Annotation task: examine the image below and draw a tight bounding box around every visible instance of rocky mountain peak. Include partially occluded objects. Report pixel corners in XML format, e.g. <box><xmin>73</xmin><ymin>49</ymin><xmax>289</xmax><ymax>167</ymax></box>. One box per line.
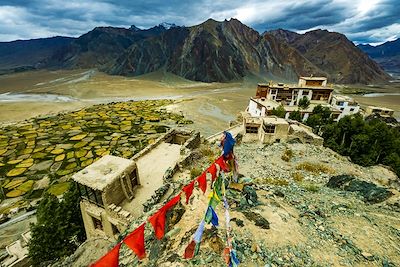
<box><xmin>129</xmin><ymin>25</ymin><xmax>141</xmax><ymax>32</ymax></box>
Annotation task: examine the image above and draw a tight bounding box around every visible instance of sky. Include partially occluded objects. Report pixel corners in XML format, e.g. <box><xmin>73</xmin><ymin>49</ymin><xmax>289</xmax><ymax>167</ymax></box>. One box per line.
<box><xmin>0</xmin><ymin>0</ymin><xmax>399</xmax><ymax>45</ymax></box>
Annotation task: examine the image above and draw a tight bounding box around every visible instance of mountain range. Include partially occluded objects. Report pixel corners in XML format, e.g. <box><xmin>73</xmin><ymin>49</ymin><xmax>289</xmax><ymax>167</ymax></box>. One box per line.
<box><xmin>358</xmin><ymin>38</ymin><xmax>400</xmax><ymax>76</ymax></box>
<box><xmin>0</xmin><ymin>18</ymin><xmax>393</xmax><ymax>84</ymax></box>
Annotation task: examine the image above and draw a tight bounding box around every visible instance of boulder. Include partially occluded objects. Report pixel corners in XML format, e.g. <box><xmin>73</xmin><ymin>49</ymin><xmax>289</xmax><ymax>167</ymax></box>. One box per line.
<box><xmin>327</xmin><ymin>175</ymin><xmax>393</xmax><ymax>203</ymax></box>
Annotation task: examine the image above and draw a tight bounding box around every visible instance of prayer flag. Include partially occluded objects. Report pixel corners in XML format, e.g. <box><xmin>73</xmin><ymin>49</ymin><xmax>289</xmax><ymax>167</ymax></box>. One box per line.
<box><xmin>91</xmin><ymin>243</ymin><xmax>121</xmax><ymax>267</ymax></box>
<box><xmin>223</xmin><ymin>247</ymin><xmax>231</xmax><ymax>265</ymax></box>
<box><xmin>164</xmin><ymin>194</ymin><xmax>181</xmax><ymax>210</ymax></box>
<box><xmin>215</xmin><ymin>156</ymin><xmax>229</xmax><ymax>172</ymax></box>
<box><xmin>205</xmin><ymin>206</ymin><xmax>218</xmax><ymax>226</ymax></box>
<box><xmin>193</xmin><ymin>219</ymin><xmax>205</xmax><ymax>243</ymax></box>
<box><xmin>148</xmin><ymin>194</ymin><xmax>181</xmax><ymax>239</ymax></box>
<box><xmin>182</xmin><ymin>180</ymin><xmax>195</xmax><ymax>204</ymax></box>
<box><xmin>207</xmin><ymin>164</ymin><xmax>218</xmax><ymax>182</ymax></box>
<box><xmin>123</xmin><ymin>223</ymin><xmax>146</xmax><ymax>259</ymax></box>
<box><xmin>197</xmin><ymin>172</ymin><xmax>207</xmax><ymax>194</ymax></box>
<box><xmin>148</xmin><ymin>209</ymin><xmax>166</xmax><ymax>240</ymax></box>
<box><xmin>184</xmin><ymin>240</ymin><xmax>196</xmax><ymax>259</ymax></box>
<box><xmin>230</xmin><ymin>250</ymin><xmax>240</xmax><ymax>267</ymax></box>
<box><xmin>208</xmin><ymin>193</ymin><xmax>220</xmax><ymax>209</ymax></box>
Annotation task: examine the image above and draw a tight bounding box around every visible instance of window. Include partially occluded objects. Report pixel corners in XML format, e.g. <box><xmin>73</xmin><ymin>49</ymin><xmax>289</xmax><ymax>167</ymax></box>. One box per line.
<box><xmin>337</xmin><ymin>101</ymin><xmax>344</xmax><ymax>106</ymax></box>
<box><xmin>340</xmin><ymin>108</ymin><xmax>344</xmax><ymax>111</ymax></box>
<box><xmin>246</xmin><ymin>126</ymin><xmax>259</xmax><ymax>134</ymax></box>
<box><xmin>78</xmin><ymin>183</ymin><xmax>104</xmax><ymax>207</ymax></box>
<box><xmin>271</xmin><ymin>89</ymin><xmax>277</xmax><ymax>94</ymax></box>
<box><xmin>92</xmin><ymin>217</ymin><xmax>103</xmax><ymax>231</ymax></box>
<box><xmin>131</xmin><ymin>170</ymin><xmax>138</xmax><ymax>187</ymax></box>
<box><xmin>112</xmin><ymin>224</ymin><xmax>120</xmax><ymax>235</ymax></box>
<box><xmin>263</xmin><ymin>124</ymin><xmax>276</xmax><ymax>134</ymax></box>
<box><xmin>302</xmin><ymin>90</ymin><xmax>309</xmax><ymax>95</ymax></box>
<box><xmin>350</xmin><ymin>108</ymin><xmax>355</xmax><ymax>112</ymax></box>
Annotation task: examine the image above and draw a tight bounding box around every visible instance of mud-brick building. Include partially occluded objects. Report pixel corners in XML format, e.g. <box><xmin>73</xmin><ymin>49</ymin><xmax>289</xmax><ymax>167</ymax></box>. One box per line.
<box><xmin>73</xmin><ymin>155</ymin><xmax>139</xmax><ymax>239</ymax></box>
<box><xmin>365</xmin><ymin>106</ymin><xmax>394</xmax><ymax>117</ymax></box>
<box><xmin>242</xmin><ymin>114</ymin><xmax>323</xmax><ymax>146</ymax></box>
<box><xmin>72</xmin><ymin>129</ymin><xmax>201</xmax><ymax>241</ymax></box>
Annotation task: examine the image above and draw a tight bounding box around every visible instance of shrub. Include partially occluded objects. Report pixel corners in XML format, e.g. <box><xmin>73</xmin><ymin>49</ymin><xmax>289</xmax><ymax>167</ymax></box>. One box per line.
<box><xmin>296</xmin><ymin>162</ymin><xmax>335</xmax><ymax>174</ymax></box>
<box><xmin>190</xmin><ymin>167</ymin><xmax>203</xmax><ymax>178</ymax></box>
<box><xmin>289</xmin><ymin>110</ymin><xmax>303</xmax><ymax>122</ymax></box>
<box><xmin>292</xmin><ymin>172</ymin><xmax>304</xmax><ymax>182</ymax></box>
<box><xmin>281</xmin><ymin>148</ymin><xmax>294</xmax><ymax>162</ymax></box>
<box><xmin>271</xmin><ymin>105</ymin><xmax>286</xmax><ymax>118</ymax></box>
<box><xmin>298</xmin><ymin>97</ymin><xmax>310</xmax><ymax>110</ymax></box>
<box><xmin>300</xmin><ymin>182</ymin><xmax>320</xmax><ymax>192</ymax></box>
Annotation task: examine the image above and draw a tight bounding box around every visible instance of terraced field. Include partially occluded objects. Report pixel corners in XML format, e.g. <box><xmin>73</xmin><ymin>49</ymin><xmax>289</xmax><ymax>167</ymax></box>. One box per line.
<box><xmin>0</xmin><ymin>100</ymin><xmax>190</xmax><ymax>214</ymax></box>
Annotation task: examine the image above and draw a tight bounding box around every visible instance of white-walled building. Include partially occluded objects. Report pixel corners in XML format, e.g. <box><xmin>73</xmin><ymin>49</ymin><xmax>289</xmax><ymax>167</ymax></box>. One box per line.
<box><xmin>330</xmin><ymin>95</ymin><xmax>360</xmax><ymax>120</ymax></box>
<box><xmin>247</xmin><ymin>77</ymin><xmax>346</xmax><ymax>122</ymax></box>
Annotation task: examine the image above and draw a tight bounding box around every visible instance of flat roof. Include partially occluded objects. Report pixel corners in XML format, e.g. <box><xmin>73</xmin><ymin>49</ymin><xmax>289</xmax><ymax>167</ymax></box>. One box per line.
<box><xmin>332</xmin><ymin>94</ymin><xmax>354</xmax><ymax>101</ymax></box>
<box><xmin>299</xmin><ymin>76</ymin><xmax>327</xmax><ymax>81</ymax></box>
<box><xmin>72</xmin><ymin>155</ymin><xmax>135</xmax><ymax>191</ymax></box>
<box><xmin>257</xmin><ymin>84</ymin><xmax>332</xmax><ymax>90</ymax></box>
<box><xmin>367</xmin><ymin>106</ymin><xmax>394</xmax><ymax>112</ymax></box>
<box><xmin>263</xmin><ymin>117</ymin><xmax>289</xmax><ymax>125</ymax></box>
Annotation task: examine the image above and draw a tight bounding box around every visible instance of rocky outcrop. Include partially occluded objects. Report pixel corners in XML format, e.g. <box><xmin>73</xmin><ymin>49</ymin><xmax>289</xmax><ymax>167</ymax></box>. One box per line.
<box><xmin>327</xmin><ymin>175</ymin><xmax>393</xmax><ymax>203</ymax></box>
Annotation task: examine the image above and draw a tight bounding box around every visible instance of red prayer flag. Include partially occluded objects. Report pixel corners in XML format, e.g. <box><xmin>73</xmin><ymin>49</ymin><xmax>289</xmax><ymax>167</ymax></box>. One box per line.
<box><xmin>123</xmin><ymin>223</ymin><xmax>146</xmax><ymax>259</ymax></box>
<box><xmin>223</xmin><ymin>247</ymin><xmax>231</xmax><ymax>265</ymax></box>
<box><xmin>182</xmin><ymin>180</ymin><xmax>195</xmax><ymax>204</ymax></box>
<box><xmin>215</xmin><ymin>156</ymin><xmax>229</xmax><ymax>172</ymax></box>
<box><xmin>184</xmin><ymin>240</ymin><xmax>196</xmax><ymax>259</ymax></box>
<box><xmin>207</xmin><ymin>164</ymin><xmax>218</xmax><ymax>182</ymax></box>
<box><xmin>148</xmin><ymin>194</ymin><xmax>181</xmax><ymax>240</ymax></box>
<box><xmin>163</xmin><ymin>194</ymin><xmax>181</xmax><ymax>210</ymax></box>
<box><xmin>148</xmin><ymin>209</ymin><xmax>166</xmax><ymax>240</ymax></box>
<box><xmin>91</xmin><ymin>243</ymin><xmax>121</xmax><ymax>267</ymax></box>
<box><xmin>196</xmin><ymin>172</ymin><xmax>207</xmax><ymax>193</ymax></box>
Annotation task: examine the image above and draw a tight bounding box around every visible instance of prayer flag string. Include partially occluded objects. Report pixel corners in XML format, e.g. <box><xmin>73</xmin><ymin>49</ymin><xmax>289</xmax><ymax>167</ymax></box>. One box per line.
<box><xmin>90</xmin><ymin>154</ymin><xmax>237</xmax><ymax>266</ymax></box>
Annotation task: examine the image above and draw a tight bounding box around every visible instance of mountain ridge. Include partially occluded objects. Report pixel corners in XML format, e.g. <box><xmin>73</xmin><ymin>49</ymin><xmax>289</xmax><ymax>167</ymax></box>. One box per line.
<box><xmin>0</xmin><ymin>18</ymin><xmax>391</xmax><ymax>84</ymax></box>
<box><xmin>358</xmin><ymin>38</ymin><xmax>400</xmax><ymax>76</ymax></box>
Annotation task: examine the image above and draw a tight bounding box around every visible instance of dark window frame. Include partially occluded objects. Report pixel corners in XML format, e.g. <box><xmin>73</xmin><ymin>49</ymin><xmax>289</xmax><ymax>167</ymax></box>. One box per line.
<box><xmin>92</xmin><ymin>216</ymin><xmax>103</xmax><ymax>231</ymax></box>
<box><xmin>263</xmin><ymin>124</ymin><xmax>276</xmax><ymax>134</ymax></box>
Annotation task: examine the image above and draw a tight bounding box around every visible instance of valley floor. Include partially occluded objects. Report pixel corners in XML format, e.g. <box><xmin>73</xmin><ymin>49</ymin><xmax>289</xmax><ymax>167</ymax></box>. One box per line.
<box><xmin>1</xmin><ymin>69</ymin><xmax>399</xmax><ymax>135</ymax></box>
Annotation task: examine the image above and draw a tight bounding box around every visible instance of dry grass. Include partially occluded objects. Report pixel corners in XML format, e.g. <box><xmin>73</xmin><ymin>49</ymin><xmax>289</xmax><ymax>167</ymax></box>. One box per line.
<box><xmin>292</xmin><ymin>172</ymin><xmax>304</xmax><ymax>182</ymax></box>
<box><xmin>281</xmin><ymin>148</ymin><xmax>294</xmax><ymax>162</ymax></box>
<box><xmin>296</xmin><ymin>162</ymin><xmax>335</xmax><ymax>174</ymax></box>
<box><xmin>300</xmin><ymin>181</ymin><xmax>321</xmax><ymax>192</ymax></box>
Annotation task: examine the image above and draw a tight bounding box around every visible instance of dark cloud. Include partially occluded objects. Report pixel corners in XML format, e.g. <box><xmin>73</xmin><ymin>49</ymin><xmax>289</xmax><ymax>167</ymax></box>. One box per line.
<box><xmin>0</xmin><ymin>0</ymin><xmax>399</xmax><ymax>44</ymax></box>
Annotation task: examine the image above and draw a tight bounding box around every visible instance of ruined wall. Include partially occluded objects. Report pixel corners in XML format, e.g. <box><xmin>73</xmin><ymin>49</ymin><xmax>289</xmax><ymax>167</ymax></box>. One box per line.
<box><xmin>259</xmin><ymin>124</ymin><xmax>289</xmax><ymax>144</ymax></box>
<box><xmin>288</xmin><ymin>123</ymin><xmax>323</xmax><ymax>146</ymax></box>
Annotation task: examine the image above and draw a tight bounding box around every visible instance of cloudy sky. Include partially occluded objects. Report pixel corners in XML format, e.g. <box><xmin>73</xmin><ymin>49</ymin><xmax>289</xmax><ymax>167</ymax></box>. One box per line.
<box><xmin>0</xmin><ymin>0</ymin><xmax>399</xmax><ymax>45</ymax></box>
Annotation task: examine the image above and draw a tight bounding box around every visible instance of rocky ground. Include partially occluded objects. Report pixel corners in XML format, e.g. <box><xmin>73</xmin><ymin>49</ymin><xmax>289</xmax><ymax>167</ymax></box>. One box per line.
<box><xmin>62</xmin><ymin>141</ymin><xmax>400</xmax><ymax>267</ymax></box>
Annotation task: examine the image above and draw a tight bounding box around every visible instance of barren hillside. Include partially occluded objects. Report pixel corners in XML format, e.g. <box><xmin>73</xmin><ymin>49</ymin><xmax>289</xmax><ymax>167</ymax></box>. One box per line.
<box><xmin>56</xmin><ymin>141</ymin><xmax>400</xmax><ymax>267</ymax></box>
